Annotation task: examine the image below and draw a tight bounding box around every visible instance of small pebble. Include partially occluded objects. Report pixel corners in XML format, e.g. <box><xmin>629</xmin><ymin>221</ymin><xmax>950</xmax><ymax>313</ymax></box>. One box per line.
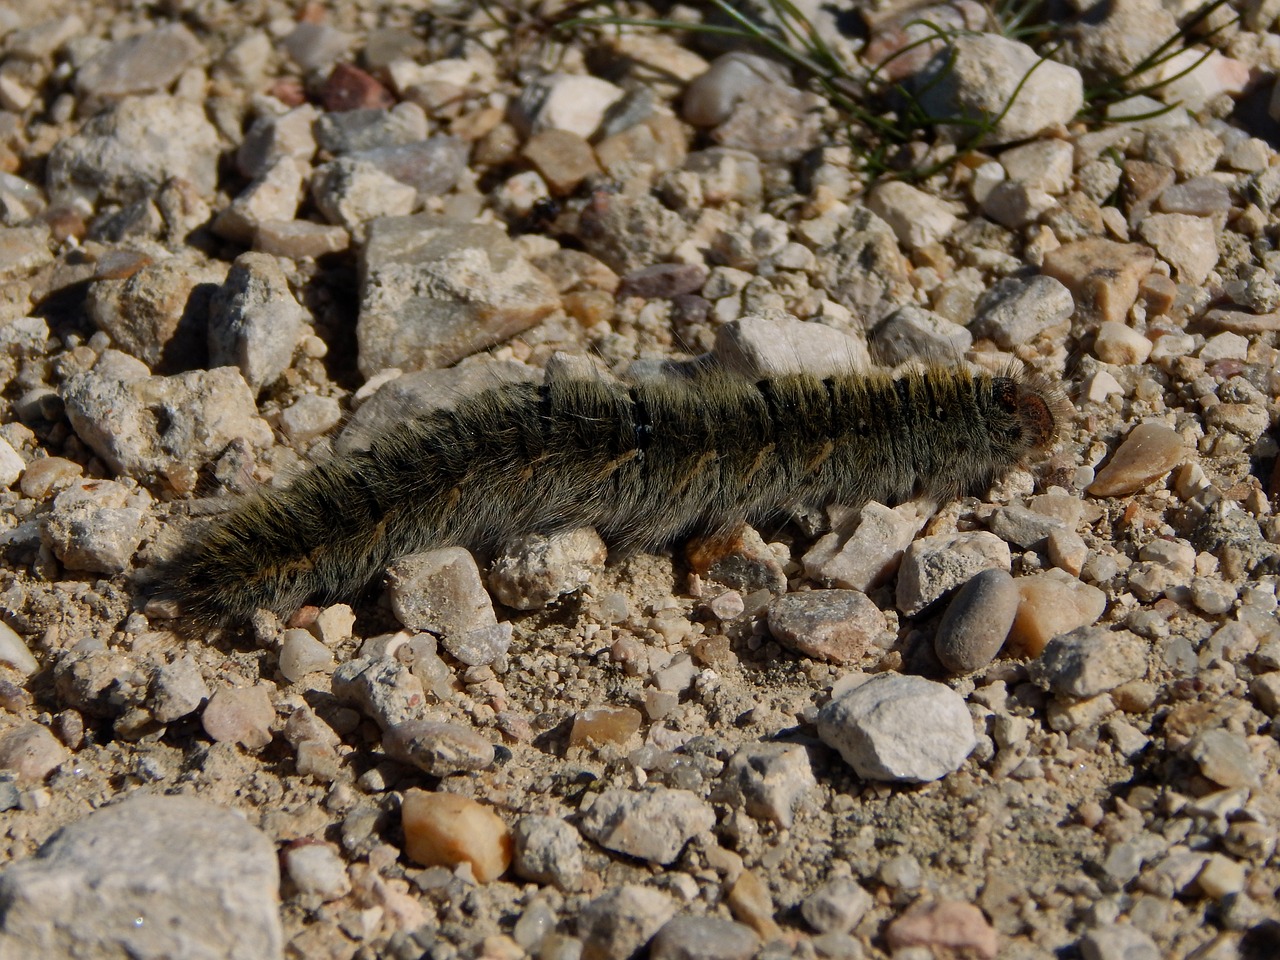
<box><xmin>513</xmin><ymin>815</ymin><xmax>585</xmax><ymax>890</ymax></box>
<box><xmin>766</xmin><ymin>590</ymin><xmax>885</xmax><ymax>665</ymax></box>
<box><xmin>801</xmin><ymin>876</ymin><xmax>873</xmax><ymax>935</ymax></box>
<box><xmin>0</xmin><ymin>723</ymin><xmax>69</xmax><ymax>783</ymax></box>
<box><xmin>284</xmin><ymin>842</ymin><xmax>351</xmax><ymax>902</ymax></box>
<box><xmin>382</xmin><ymin>719</ymin><xmax>495</xmax><ymax>776</ymax></box>
<box><xmin>570</xmin><ymin>706</ymin><xmax>642</xmax><ymax>747</ymax></box>
<box><xmin>1088</xmin><ymin>424</ymin><xmax>1187</xmax><ymax>498</ymax></box>
<box><xmin>0</xmin><ymin>620</ymin><xmax>39</xmax><ymax>675</ymax></box>
<box><xmin>400</xmin><ymin>789</ymin><xmax>512</xmax><ymax>882</ymax></box>
<box><xmin>649</xmin><ymin>916</ymin><xmax>759</xmax><ymax>960</ymax></box>
<box><xmin>717</xmin><ymin>742</ymin><xmax>816</xmax><ymax>828</ymax></box>
<box><xmin>1031</xmin><ymin>626</ymin><xmax>1146</xmax><ymax>698</ymax></box>
<box><xmin>896</xmin><ymin>531</ymin><xmax>1011</xmax><ymax>617</ymax></box>
<box><xmin>1008</xmin><ymin>572</ymin><xmax>1107</xmax><ymax>657</ymax></box>
<box><xmin>579</xmin><ymin>786</ymin><xmax>715</xmax><ymax>865</ymax></box>
<box><xmin>278</xmin><ymin>628</ymin><xmax>336</xmax><ymax>683</ymax></box>
<box><xmin>201</xmin><ymin>684</ymin><xmax>274</xmax><ymax>751</ymax></box>
<box><xmin>885</xmin><ymin>900</ymin><xmax>998</xmax><ymax>960</ymax></box>
<box><xmin>577</xmin><ymin>884</ymin><xmax>674</xmax><ymax>960</ymax></box>
<box><xmin>934</xmin><ymin>568</ymin><xmax>1019</xmax><ymax>673</ymax></box>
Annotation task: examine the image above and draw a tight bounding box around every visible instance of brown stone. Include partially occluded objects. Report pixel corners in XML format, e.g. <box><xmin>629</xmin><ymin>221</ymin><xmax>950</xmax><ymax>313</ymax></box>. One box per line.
<box><xmin>1041</xmin><ymin>238</ymin><xmax>1155</xmax><ymax>324</ymax></box>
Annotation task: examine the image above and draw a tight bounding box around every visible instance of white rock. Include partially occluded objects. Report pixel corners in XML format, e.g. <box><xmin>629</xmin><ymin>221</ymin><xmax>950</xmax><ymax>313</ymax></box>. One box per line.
<box><xmin>817</xmin><ymin>674</ymin><xmax>977</xmax><ymax>782</ymax></box>
<box><xmin>278</xmin><ymin>629</ymin><xmax>337</xmax><ymax>683</ymax></box>
<box><xmin>0</xmin><ymin>436</ymin><xmax>23</xmax><ymax>487</ymax></box>
<box><xmin>0</xmin><ymin>620</ymin><xmax>38</xmax><ymax>675</ymax></box>
<box><xmin>579</xmin><ymin>786</ymin><xmax>715</xmax><ymax>865</ymax></box>
<box><xmin>999</xmin><ymin>139</ymin><xmax>1075</xmax><ymax>195</ymax></box>
<box><xmin>714</xmin><ymin>315</ymin><xmax>870</xmax><ymax>377</ymax></box>
<box><xmin>0</xmin><ymin>795</ymin><xmax>282</xmax><ymax>959</ymax></box>
<box><xmin>513</xmin><ymin>73</ymin><xmax>625</xmax><ymax>138</ymax></box>
<box><xmin>916</xmin><ymin>34</ymin><xmax>1084</xmax><ymax>146</ymax></box>
<box><xmin>1093</xmin><ymin>322</ymin><xmax>1152</xmax><ymax>365</ymax></box>
<box><xmin>867</xmin><ymin>181</ymin><xmax>958</xmax><ymax>249</ymax></box>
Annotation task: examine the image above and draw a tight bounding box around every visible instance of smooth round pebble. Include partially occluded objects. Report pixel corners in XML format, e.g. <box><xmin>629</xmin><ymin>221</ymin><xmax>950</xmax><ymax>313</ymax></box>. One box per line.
<box><xmin>401</xmin><ymin>789</ymin><xmax>512</xmax><ymax>882</ymax></box>
<box><xmin>649</xmin><ymin>915</ymin><xmax>760</xmax><ymax>960</ymax></box>
<box><xmin>0</xmin><ymin>620</ymin><xmax>39</xmax><ymax>675</ymax></box>
<box><xmin>934</xmin><ymin>569</ymin><xmax>1019</xmax><ymax>673</ymax></box>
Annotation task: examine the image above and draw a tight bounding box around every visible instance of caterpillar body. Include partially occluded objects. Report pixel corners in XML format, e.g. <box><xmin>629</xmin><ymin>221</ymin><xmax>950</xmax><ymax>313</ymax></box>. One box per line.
<box><xmin>166</xmin><ymin>364</ymin><xmax>1068</xmax><ymax>623</ymax></box>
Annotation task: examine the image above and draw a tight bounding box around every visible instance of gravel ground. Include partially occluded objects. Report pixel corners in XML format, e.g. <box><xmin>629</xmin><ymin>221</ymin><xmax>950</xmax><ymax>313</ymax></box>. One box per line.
<box><xmin>2</xmin><ymin>1</ymin><xmax>1280</xmax><ymax>958</ymax></box>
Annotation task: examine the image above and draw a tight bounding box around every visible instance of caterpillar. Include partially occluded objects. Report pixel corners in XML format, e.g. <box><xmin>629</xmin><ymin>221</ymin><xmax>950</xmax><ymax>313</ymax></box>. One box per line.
<box><xmin>163</xmin><ymin>362</ymin><xmax>1069</xmax><ymax>623</ymax></box>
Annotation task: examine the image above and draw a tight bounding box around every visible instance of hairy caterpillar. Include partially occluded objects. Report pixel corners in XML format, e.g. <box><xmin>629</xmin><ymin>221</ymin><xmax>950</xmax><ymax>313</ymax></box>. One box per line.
<box><xmin>164</xmin><ymin>363</ymin><xmax>1069</xmax><ymax>623</ymax></box>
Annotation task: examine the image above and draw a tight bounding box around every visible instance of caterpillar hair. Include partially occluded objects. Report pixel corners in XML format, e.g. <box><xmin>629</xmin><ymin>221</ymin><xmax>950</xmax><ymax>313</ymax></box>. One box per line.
<box><xmin>161</xmin><ymin>362</ymin><xmax>1071</xmax><ymax>623</ymax></box>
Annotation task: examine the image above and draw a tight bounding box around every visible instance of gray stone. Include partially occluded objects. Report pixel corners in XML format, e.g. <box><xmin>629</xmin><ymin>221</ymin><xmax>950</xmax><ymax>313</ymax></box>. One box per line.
<box><xmin>489</xmin><ymin>528</ymin><xmax>607</xmax><ymax>610</ymax></box>
<box><xmin>817</xmin><ymin>674</ymin><xmax>977</xmax><ymax>782</ymax></box>
<box><xmin>512</xmin><ymin>815</ymin><xmax>586</xmax><ymax>890</ymax></box>
<box><xmin>711</xmin><ymin>81</ymin><xmax>823</xmax><ymax>163</ymax></box>
<box><xmin>989</xmin><ymin>503</ymin><xmax>1068</xmax><ymax>549</ymax></box>
<box><xmin>209</xmin><ymin>253</ymin><xmax>306</xmax><ymax>390</ymax></box>
<box><xmin>201</xmin><ymin>684</ymin><xmax>274</xmax><ymax>751</ymax></box>
<box><xmin>811</xmin><ymin>205</ymin><xmax>912</xmax><ymax>323</ymax></box>
<box><xmin>1187</xmin><ymin>728</ymin><xmax>1260</xmax><ymax>789</ymax></box>
<box><xmin>386</xmin><ymin>548</ymin><xmax>496</xmax><ymax>637</ymax></box>
<box><xmin>896</xmin><ymin>531</ymin><xmax>1012</xmax><ymax>617</ymax></box>
<box><xmin>579</xmin><ymin>786</ymin><xmax>715</xmax><ymax>865</ymax></box>
<box><xmin>683</xmin><ymin>52</ymin><xmax>790</xmax><ymax>127</ymax></box>
<box><xmin>649</xmin><ymin>916</ymin><xmax>759</xmax><ymax>960</ymax></box>
<box><xmin>46</xmin><ymin>95</ymin><xmax>220</xmax><ymax>205</ymax></box>
<box><xmin>915</xmin><ymin>34</ymin><xmax>1084</xmax><ymax>146</ymax></box>
<box><xmin>74</xmin><ymin>23</ymin><xmax>204</xmax><ymax>102</ymax></box>
<box><xmin>1031</xmin><ymin>627</ymin><xmax>1147</xmax><ymax>698</ymax></box>
<box><xmin>1137</xmin><ymin>213</ymin><xmax>1219</xmax><ymax>286</ymax></box>
<box><xmin>1079</xmin><ymin>923</ymin><xmax>1160</xmax><ymax>960</ymax></box>
<box><xmin>0</xmin><ymin>795</ymin><xmax>282</xmax><ymax>960</ymax></box>
<box><xmin>873</xmin><ymin>305</ymin><xmax>973</xmax><ymax>364</ymax></box>
<box><xmin>86</xmin><ymin>257</ymin><xmax>227</xmax><ymax>371</ymax></box>
<box><xmin>277</xmin><ymin>395</ymin><xmax>341</xmax><ymax>445</ymax></box>
<box><xmin>801</xmin><ymin>876</ymin><xmax>873</xmax><ymax>935</ymax></box>
<box><xmin>282</xmin><ymin>843</ymin><xmax>350</xmax><ymax>903</ymax></box>
<box><xmin>934</xmin><ymin>568</ymin><xmax>1020</xmax><ymax>673</ymax></box>
<box><xmin>343</xmin><ymin>137</ymin><xmax>468</xmax><ymax>197</ymax></box>
<box><xmin>578</xmin><ymin>885</ymin><xmax>674</xmax><ymax>960</ymax></box>
<box><xmin>41</xmin><ymin>479</ymin><xmax>150</xmax><ymax>574</ymax></box>
<box><xmin>576</xmin><ymin>193</ymin><xmax>689</xmax><ymax>276</ymax></box>
<box><xmin>442</xmin><ymin>622</ymin><xmax>512</xmax><ymax>668</ymax></box>
<box><xmin>62</xmin><ymin>362</ymin><xmax>273</xmax><ymax>480</ymax></box>
<box><xmin>714</xmin><ymin>315</ymin><xmax>870</xmax><ymax>378</ymax></box>
<box><xmin>337</xmin><ymin>361</ymin><xmax>539</xmax><ymax>455</ymax></box>
<box><xmin>148</xmin><ymin>655</ymin><xmax>210</xmax><ymax>723</ymax></box>
<box><xmin>312</xmin><ymin>158</ymin><xmax>416</xmax><ymax>234</ymax></box>
<box><xmin>766</xmin><ymin>590</ymin><xmax>886</xmax><ymax>665</ymax></box>
<box><xmin>331</xmin><ymin>656</ymin><xmax>426</xmax><ymax>730</ymax></box>
<box><xmin>716</xmin><ymin>741</ymin><xmax>816</xmax><ymax>828</ymax></box>
<box><xmin>213</xmin><ymin>158</ymin><xmax>306</xmax><ymax>245</ymax></box>
<box><xmin>357</xmin><ymin>215</ymin><xmax>560</xmax><ymax>376</ymax></box>
<box><xmin>383</xmin><ymin>719</ymin><xmax>494</xmax><ymax>776</ymax></box>
<box><xmin>971</xmin><ymin>275</ymin><xmax>1074</xmax><ymax>350</ymax></box>
<box><xmin>314</xmin><ymin>105</ymin><xmax>428</xmax><ymax>154</ymax></box>
<box><xmin>236</xmin><ymin>105</ymin><xmax>319</xmax><ymax>179</ymax></box>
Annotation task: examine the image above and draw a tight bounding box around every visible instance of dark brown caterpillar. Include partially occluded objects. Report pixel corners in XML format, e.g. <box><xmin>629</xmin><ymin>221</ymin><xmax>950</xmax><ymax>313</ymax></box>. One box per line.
<box><xmin>165</xmin><ymin>364</ymin><xmax>1069</xmax><ymax>622</ymax></box>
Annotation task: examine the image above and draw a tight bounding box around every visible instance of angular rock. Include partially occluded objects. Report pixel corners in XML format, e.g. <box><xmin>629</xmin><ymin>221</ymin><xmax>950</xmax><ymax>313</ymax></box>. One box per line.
<box><xmin>1032</xmin><ymin>627</ymin><xmax>1147</xmax><ymax>698</ymax></box>
<box><xmin>801</xmin><ymin>876</ymin><xmax>873</xmax><ymax>935</ymax></box>
<box><xmin>46</xmin><ymin>95</ymin><xmax>220</xmax><ymax>205</ymax></box>
<box><xmin>512</xmin><ymin>815</ymin><xmax>586</xmax><ymax>890</ymax></box>
<box><xmin>579</xmin><ymin>885</ymin><xmax>675</xmax><ymax>960</ymax></box>
<box><xmin>649</xmin><ymin>916</ymin><xmax>759</xmax><ymax>960</ymax></box>
<box><xmin>1009</xmin><ymin>571</ymin><xmax>1107</xmax><ymax>657</ymax></box>
<box><xmin>489</xmin><ymin>528</ymin><xmax>606</xmax><ymax>610</ymax></box>
<box><xmin>714</xmin><ymin>315</ymin><xmax>870</xmax><ymax>378</ymax></box>
<box><xmin>0</xmin><ymin>795</ymin><xmax>282</xmax><ymax>959</ymax></box>
<box><xmin>0</xmin><ymin>723</ymin><xmax>69</xmax><ymax>783</ymax></box>
<box><xmin>62</xmin><ymin>363</ymin><xmax>272</xmax><ymax>480</ymax></box>
<box><xmin>579</xmin><ymin>786</ymin><xmax>714</xmax><ymax>865</ymax></box>
<box><xmin>208</xmin><ymin>253</ymin><xmax>306</xmax><ymax>390</ymax></box>
<box><xmin>386</xmin><ymin>547</ymin><xmax>497</xmax><ymax>637</ymax></box>
<box><xmin>868</xmin><ymin>181</ymin><xmax>959</xmax><ymax>249</ymax></box>
<box><xmin>896</xmin><ymin>531</ymin><xmax>1012</xmax><ymax>617</ymax></box>
<box><xmin>716</xmin><ymin>741</ymin><xmax>816</xmax><ymax>828</ymax></box>
<box><xmin>331</xmin><ymin>656</ymin><xmax>426</xmax><ymax>730</ymax></box>
<box><xmin>817</xmin><ymin>674</ymin><xmax>976</xmax><ymax>782</ymax></box>
<box><xmin>86</xmin><ymin>257</ymin><xmax>227</xmax><ymax>371</ymax></box>
<box><xmin>357</xmin><ymin>215</ymin><xmax>559</xmax><ymax>376</ymax></box>
<box><xmin>885</xmin><ymin>899</ymin><xmax>998</xmax><ymax>960</ymax></box>
<box><xmin>971</xmin><ymin>275</ymin><xmax>1074</xmax><ymax>350</ymax></box>
<box><xmin>1041</xmin><ymin>239</ymin><xmax>1156</xmax><ymax>325</ymax></box>
<box><xmin>766</xmin><ymin>590</ymin><xmax>886</xmax><ymax>665</ymax></box>
<box><xmin>41</xmin><ymin>479</ymin><xmax>150</xmax><ymax>574</ymax></box>
<box><xmin>400</xmin><ymin>789</ymin><xmax>512</xmax><ymax>882</ymax></box>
